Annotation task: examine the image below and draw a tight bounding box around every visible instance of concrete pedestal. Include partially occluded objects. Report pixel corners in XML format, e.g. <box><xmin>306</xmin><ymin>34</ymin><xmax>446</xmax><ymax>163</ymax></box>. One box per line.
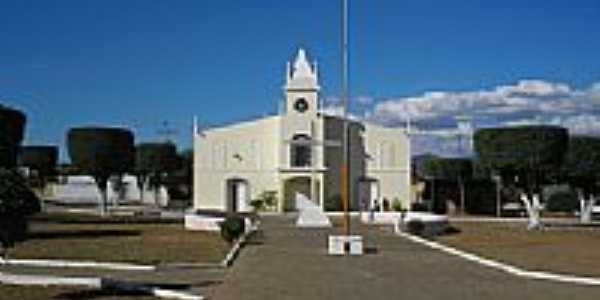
<box><xmin>328</xmin><ymin>235</ymin><xmax>363</xmax><ymax>256</ymax></box>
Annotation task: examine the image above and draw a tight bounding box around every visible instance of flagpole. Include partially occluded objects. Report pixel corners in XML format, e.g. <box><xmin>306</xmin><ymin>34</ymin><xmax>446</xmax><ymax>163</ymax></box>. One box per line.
<box><xmin>341</xmin><ymin>0</ymin><xmax>350</xmax><ymax>239</ymax></box>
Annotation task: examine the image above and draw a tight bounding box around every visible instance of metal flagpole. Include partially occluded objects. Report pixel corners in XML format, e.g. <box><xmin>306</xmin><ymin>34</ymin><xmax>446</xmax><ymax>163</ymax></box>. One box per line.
<box><xmin>341</xmin><ymin>0</ymin><xmax>350</xmax><ymax>238</ymax></box>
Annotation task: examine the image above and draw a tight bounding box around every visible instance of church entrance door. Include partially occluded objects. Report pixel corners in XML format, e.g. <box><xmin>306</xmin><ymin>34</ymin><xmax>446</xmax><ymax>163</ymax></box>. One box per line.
<box><xmin>283</xmin><ymin>177</ymin><xmax>319</xmax><ymax>211</ymax></box>
<box><xmin>226</xmin><ymin>179</ymin><xmax>249</xmax><ymax>213</ymax></box>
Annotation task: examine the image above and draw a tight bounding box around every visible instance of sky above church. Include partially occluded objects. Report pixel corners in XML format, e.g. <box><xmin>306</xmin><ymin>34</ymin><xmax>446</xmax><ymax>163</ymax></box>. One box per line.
<box><xmin>1</xmin><ymin>0</ymin><xmax>600</xmax><ymax>160</ymax></box>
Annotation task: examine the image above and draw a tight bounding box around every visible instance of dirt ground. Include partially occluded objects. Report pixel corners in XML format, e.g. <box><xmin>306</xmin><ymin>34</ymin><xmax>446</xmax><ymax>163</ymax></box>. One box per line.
<box><xmin>438</xmin><ymin>221</ymin><xmax>600</xmax><ymax>277</ymax></box>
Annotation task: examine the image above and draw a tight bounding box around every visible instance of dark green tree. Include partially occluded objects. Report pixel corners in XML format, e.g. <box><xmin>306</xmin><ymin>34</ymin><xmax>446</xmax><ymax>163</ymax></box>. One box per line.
<box><xmin>18</xmin><ymin>145</ymin><xmax>59</xmax><ymax>194</ymax></box>
<box><xmin>0</xmin><ymin>106</ymin><xmax>40</xmax><ymax>251</ymax></box>
<box><xmin>0</xmin><ymin>169</ymin><xmax>41</xmax><ymax>251</ymax></box>
<box><xmin>135</xmin><ymin>142</ymin><xmax>179</xmax><ymax>206</ymax></box>
<box><xmin>0</xmin><ymin>105</ymin><xmax>26</xmax><ymax>168</ymax></box>
<box><xmin>474</xmin><ymin>125</ymin><xmax>569</xmax><ymax>198</ymax></box>
<box><xmin>67</xmin><ymin>127</ymin><xmax>135</xmax><ymax>215</ymax></box>
<box><xmin>562</xmin><ymin>136</ymin><xmax>600</xmax><ymax>198</ymax></box>
<box><xmin>422</xmin><ymin>157</ymin><xmax>473</xmax><ymax>214</ymax></box>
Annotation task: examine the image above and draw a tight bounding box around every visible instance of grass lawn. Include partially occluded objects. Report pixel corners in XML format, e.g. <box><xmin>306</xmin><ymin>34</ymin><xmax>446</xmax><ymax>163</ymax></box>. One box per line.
<box><xmin>437</xmin><ymin>221</ymin><xmax>600</xmax><ymax>277</ymax></box>
<box><xmin>7</xmin><ymin>213</ymin><xmax>229</xmax><ymax>265</ymax></box>
<box><xmin>0</xmin><ymin>285</ymin><xmax>161</xmax><ymax>300</ymax></box>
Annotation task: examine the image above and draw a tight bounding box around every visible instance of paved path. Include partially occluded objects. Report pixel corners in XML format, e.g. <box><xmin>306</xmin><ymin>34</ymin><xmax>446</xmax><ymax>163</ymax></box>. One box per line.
<box><xmin>212</xmin><ymin>215</ymin><xmax>600</xmax><ymax>300</ymax></box>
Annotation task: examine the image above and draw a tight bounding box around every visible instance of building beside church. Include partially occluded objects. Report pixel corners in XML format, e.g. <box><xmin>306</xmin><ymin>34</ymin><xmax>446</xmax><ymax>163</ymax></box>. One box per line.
<box><xmin>193</xmin><ymin>48</ymin><xmax>411</xmax><ymax>212</ymax></box>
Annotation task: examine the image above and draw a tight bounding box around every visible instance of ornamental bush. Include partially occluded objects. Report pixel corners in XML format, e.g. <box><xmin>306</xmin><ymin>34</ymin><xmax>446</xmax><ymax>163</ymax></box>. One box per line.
<box><xmin>220</xmin><ymin>215</ymin><xmax>246</xmax><ymax>243</ymax></box>
<box><xmin>0</xmin><ymin>105</ymin><xmax>26</xmax><ymax>168</ymax></box>
<box><xmin>0</xmin><ymin>169</ymin><xmax>40</xmax><ymax>247</ymax></box>
<box><xmin>406</xmin><ymin>219</ymin><xmax>425</xmax><ymax>236</ymax></box>
<box><xmin>546</xmin><ymin>190</ymin><xmax>579</xmax><ymax>213</ymax></box>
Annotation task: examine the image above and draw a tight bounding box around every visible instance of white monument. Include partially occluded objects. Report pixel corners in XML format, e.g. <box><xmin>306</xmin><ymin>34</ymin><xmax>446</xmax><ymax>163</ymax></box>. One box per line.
<box><xmin>295</xmin><ymin>193</ymin><xmax>332</xmax><ymax>228</ymax></box>
<box><xmin>520</xmin><ymin>193</ymin><xmax>543</xmax><ymax>230</ymax></box>
<box><xmin>579</xmin><ymin>191</ymin><xmax>596</xmax><ymax>224</ymax></box>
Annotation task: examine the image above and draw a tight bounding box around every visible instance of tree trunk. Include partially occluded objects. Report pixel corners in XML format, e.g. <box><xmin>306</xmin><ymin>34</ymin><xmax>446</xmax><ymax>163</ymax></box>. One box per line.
<box><xmin>458</xmin><ymin>176</ymin><xmax>465</xmax><ymax>215</ymax></box>
<box><xmin>96</xmin><ymin>177</ymin><xmax>108</xmax><ymax>216</ymax></box>
<box><xmin>137</xmin><ymin>174</ymin><xmax>146</xmax><ymax>204</ymax></box>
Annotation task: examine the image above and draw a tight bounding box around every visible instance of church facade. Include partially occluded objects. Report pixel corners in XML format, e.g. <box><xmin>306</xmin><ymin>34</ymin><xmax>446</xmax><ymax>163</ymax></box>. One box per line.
<box><xmin>193</xmin><ymin>49</ymin><xmax>411</xmax><ymax>212</ymax></box>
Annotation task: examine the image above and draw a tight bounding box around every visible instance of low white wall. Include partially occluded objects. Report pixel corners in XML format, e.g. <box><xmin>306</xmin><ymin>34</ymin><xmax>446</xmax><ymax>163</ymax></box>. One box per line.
<box><xmin>360</xmin><ymin>211</ymin><xmax>449</xmax><ymax>225</ymax></box>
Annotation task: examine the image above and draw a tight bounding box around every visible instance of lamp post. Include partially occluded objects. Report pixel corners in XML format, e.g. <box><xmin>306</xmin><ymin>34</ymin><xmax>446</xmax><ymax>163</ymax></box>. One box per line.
<box><xmin>492</xmin><ymin>174</ymin><xmax>502</xmax><ymax>218</ymax></box>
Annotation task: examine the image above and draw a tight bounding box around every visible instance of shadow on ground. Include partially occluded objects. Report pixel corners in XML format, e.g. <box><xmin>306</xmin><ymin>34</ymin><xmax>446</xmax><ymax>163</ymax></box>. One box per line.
<box><xmin>28</xmin><ymin>229</ymin><xmax>141</xmax><ymax>240</ymax></box>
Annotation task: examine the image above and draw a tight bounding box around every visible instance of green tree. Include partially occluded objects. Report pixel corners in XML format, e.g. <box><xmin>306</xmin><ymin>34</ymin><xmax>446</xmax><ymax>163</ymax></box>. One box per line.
<box><xmin>0</xmin><ymin>169</ymin><xmax>41</xmax><ymax>251</ymax></box>
<box><xmin>0</xmin><ymin>105</ymin><xmax>26</xmax><ymax>168</ymax></box>
<box><xmin>18</xmin><ymin>145</ymin><xmax>58</xmax><ymax>195</ymax></box>
<box><xmin>422</xmin><ymin>157</ymin><xmax>473</xmax><ymax>214</ymax></box>
<box><xmin>67</xmin><ymin>127</ymin><xmax>135</xmax><ymax>215</ymax></box>
<box><xmin>135</xmin><ymin>142</ymin><xmax>179</xmax><ymax>206</ymax></box>
<box><xmin>562</xmin><ymin>136</ymin><xmax>600</xmax><ymax>197</ymax></box>
<box><xmin>474</xmin><ymin>125</ymin><xmax>569</xmax><ymax>198</ymax></box>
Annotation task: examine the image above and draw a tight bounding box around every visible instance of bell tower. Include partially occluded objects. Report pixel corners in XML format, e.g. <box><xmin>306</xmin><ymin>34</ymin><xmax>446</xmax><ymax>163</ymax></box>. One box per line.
<box><xmin>284</xmin><ymin>48</ymin><xmax>320</xmax><ymax>116</ymax></box>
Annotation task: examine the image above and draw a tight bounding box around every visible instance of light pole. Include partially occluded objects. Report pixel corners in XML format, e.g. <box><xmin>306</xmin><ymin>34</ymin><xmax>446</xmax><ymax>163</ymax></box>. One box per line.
<box><xmin>493</xmin><ymin>174</ymin><xmax>502</xmax><ymax>218</ymax></box>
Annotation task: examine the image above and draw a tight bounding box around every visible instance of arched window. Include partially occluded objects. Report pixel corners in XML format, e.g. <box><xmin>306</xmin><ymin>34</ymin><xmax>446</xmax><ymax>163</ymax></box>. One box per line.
<box><xmin>291</xmin><ymin>134</ymin><xmax>312</xmax><ymax>167</ymax></box>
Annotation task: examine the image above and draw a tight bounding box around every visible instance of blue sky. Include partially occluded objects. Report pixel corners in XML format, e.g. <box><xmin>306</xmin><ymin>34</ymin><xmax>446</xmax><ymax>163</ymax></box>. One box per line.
<box><xmin>1</xmin><ymin>0</ymin><xmax>600</xmax><ymax>160</ymax></box>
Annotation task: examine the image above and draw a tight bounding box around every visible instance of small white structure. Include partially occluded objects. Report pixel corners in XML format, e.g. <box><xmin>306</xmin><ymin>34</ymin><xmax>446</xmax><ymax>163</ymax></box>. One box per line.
<box><xmin>295</xmin><ymin>193</ymin><xmax>332</xmax><ymax>228</ymax></box>
<box><xmin>579</xmin><ymin>192</ymin><xmax>597</xmax><ymax>224</ymax></box>
<box><xmin>328</xmin><ymin>235</ymin><xmax>363</xmax><ymax>256</ymax></box>
<box><xmin>50</xmin><ymin>175</ymin><xmax>170</xmax><ymax>207</ymax></box>
<box><xmin>520</xmin><ymin>194</ymin><xmax>543</xmax><ymax>230</ymax></box>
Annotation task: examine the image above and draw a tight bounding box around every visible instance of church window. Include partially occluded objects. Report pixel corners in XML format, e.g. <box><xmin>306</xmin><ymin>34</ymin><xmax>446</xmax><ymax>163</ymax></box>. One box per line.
<box><xmin>291</xmin><ymin>134</ymin><xmax>312</xmax><ymax>167</ymax></box>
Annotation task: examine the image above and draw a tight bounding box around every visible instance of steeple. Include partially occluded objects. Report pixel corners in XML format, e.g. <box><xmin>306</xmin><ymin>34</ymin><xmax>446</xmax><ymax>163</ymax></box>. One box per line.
<box><xmin>286</xmin><ymin>48</ymin><xmax>320</xmax><ymax>91</ymax></box>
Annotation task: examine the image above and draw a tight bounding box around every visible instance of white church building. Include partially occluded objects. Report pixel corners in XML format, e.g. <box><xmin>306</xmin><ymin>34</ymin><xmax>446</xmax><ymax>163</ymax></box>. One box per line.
<box><xmin>193</xmin><ymin>49</ymin><xmax>411</xmax><ymax>213</ymax></box>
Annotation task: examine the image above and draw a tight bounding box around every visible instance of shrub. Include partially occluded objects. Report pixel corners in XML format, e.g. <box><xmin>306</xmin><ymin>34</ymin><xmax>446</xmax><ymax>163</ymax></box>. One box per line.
<box><xmin>546</xmin><ymin>190</ymin><xmax>579</xmax><ymax>213</ymax></box>
<box><xmin>0</xmin><ymin>169</ymin><xmax>40</xmax><ymax>247</ymax></box>
<box><xmin>406</xmin><ymin>219</ymin><xmax>425</xmax><ymax>236</ymax></box>
<box><xmin>249</xmin><ymin>199</ymin><xmax>265</xmax><ymax>212</ymax></box>
<box><xmin>392</xmin><ymin>198</ymin><xmax>405</xmax><ymax>212</ymax></box>
<box><xmin>251</xmin><ymin>191</ymin><xmax>278</xmax><ymax>212</ymax></box>
<box><xmin>220</xmin><ymin>215</ymin><xmax>246</xmax><ymax>243</ymax></box>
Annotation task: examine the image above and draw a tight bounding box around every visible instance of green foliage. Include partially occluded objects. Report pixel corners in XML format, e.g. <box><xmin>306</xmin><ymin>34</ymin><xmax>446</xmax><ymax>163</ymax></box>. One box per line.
<box><xmin>67</xmin><ymin>127</ymin><xmax>135</xmax><ymax>186</ymax></box>
<box><xmin>19</xmin><ymin>145</ymin><xmax>58</xmax><ymax>189</ymax></box>
<box><xmin>219</xmin><ymin>215</ymin><xmax>246</xmax><ymax>243</ymax></box>
<box><xmin>0</xmin><ymin>169</ymin><xmax>40</xmax><ymax>216</ymax></box>
<box><xmin>135</xmin><ymin>143</ymin><xmax>179</xmax><ymax>192</ymax></box>
<box><xmin>562</xmin><ymin>136</ymin><xmax>600</xmax><ymax>194</ymax></box>
<box><xmin>421</xmin><ymin>157</ymin><xmax>473</xmax><ymax>181</ymax></box>
<box><xmin>135</xmin><ymin>143</ymin><xmax>179</xmax><ymax>175</ymax></box>
<box><xmin>406</xmin><ymin>219</ymin><xmax>425</xmax><ymax>236</ymax></box>
<box><xmin>0</xmin><ymin>105</ymin><xmax>26</xmax><ymax>168</ymax></box>
<box><xmin>464</xmin><ymin>179</ymin><xmax>497</xmax><ymax>215</ymax></box>
<box><xmin>250</xmin><ymin>190</ymin><xmax>278</xmax><ymax>212</ymax></box>
<box><xmin>392</xmin><ymin>198</ymin><xmax>405</xmax><ymax>212</ymax></box>
<box><xmin>546</xmin><ymin>190</ymin><xmax>579</xmax><ymax>213</ymax></box>
<box><xmin>474</xmin><ymin>125</ymin><xmax>568</xmax><ymax>190</ymax></box>
<box><xmin>0</xmin><ymin>169</ymin><xmax>40</xmax><ymax>247</ymax></box>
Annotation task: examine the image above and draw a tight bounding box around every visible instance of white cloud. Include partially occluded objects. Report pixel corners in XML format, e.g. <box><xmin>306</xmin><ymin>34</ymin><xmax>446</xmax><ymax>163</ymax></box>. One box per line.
<box><xmin>359</xmin><ymin>79</ymin><xmax>600</xmax><ymax>156</ymax></box>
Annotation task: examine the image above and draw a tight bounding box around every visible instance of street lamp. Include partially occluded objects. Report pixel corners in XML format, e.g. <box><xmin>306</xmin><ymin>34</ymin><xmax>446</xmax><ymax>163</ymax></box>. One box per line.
<box><xmin>492</xmin><ymin>173</ymin><xmax>502</xmax><ymax>218</ymax></box>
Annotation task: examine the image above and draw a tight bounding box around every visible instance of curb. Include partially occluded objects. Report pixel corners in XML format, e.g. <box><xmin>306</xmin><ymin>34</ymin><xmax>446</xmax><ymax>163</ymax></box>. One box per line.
<box><xmin>396</xmin><ymin>230</ymin><xmax>600</xmax><ymax>286</ymax></box>
<box><xmin>0</xmin><ymin>257</ymin><xmax>155</xmax><ymax>271</ymax></box>
<box><xmin>0</xmin><ymin>271</ymin><xmax>204</xmax><ymax>300</ymax></box>
<box><xmin>220</xmin><ymin>229</ymin><xmax>254</xmax><ymax>268</ymax></box>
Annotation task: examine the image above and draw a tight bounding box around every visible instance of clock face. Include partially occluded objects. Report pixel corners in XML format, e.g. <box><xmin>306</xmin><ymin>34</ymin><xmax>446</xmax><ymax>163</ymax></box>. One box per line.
<box><xmin>294</xmin><ymin>98</ymin><xmax>309</xmax><ymax>113</ymax></box>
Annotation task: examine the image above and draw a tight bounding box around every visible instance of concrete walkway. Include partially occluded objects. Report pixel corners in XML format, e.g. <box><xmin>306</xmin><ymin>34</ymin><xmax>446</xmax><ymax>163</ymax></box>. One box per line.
<box><xmin>212</xmin><ymin>215</ymin><xmax>600</xmax><ymax>300</ymax></box>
